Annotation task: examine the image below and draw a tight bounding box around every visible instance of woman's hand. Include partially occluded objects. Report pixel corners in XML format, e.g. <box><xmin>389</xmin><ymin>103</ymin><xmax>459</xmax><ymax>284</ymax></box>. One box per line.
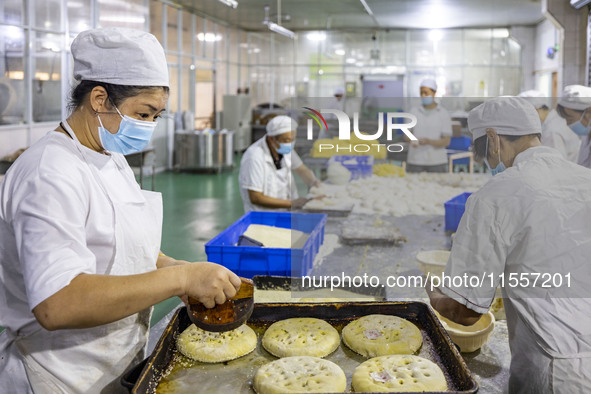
<box><xmin>291</xmin><ymin>197</ymin><xmax>310</xmax><ymax>209</ymax></box>
<box><xmin>181</xmin><ymin>262</ymin><xmax>241</xmax><ymax>308</ymax></box>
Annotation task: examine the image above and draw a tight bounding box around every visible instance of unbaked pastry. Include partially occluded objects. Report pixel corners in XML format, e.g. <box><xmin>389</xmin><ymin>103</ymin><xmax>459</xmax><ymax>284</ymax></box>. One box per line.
<box><xmin>352</xmin><ymin>355</ymin><xmax>447</xmax><ymax>392</ymax></box>
<box><xmin>176</xmin><ymin>323</ymin><xmax>257</xmax><ymax>363</ymax></box>
<box><xmin>243</xmin><ymin>224</ymin><xmax>309</xmax><ymax>249</ymax></box>
<box><xmin>253</xmin><ymin>356</ymin><xmax>346</xmax><ymax>394</ymax></box>
<box><xmin>342</xmin><ymin>314</ymin><xmax>422</xmax><ymax>357</ymax></box>
<box><xmin>262</xmin><ymin>317</ymin><xmax>340</xmax><ymax>358</ymax></box>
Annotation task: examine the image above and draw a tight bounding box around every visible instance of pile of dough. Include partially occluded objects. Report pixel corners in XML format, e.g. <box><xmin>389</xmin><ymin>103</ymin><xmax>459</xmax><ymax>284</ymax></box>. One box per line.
<box><xmin>176</xmin><ymin>323</ymin><xmax>257</xmax><ymax>363</ymax></box>
<box><xmin>326</xmin><ymin>161</ymin><xmax>351</xmax><ymax>185</ymax></box>
<box><xmin>352</xmin><ymin>355</ymin><xmax>447</xmax><ymax>392</ymax></box>
<box><xmin>262</xmin><ymin>318</ymin><xmax>340</xmax><ymax>358</ymax></box>
<box><xmin>342</xmin><ymin>314</ymin><xmax>422</xmax><ymax>357</ymax></box>
<box><xmin>243</xmin><ymin>224</ymin><xmax>309</xmax><ymax>249</ymax></box>
<box><xmin>253</xmin><ymin>356</ymin><xmax>346</xmax><ymax>394</ymax></box>
<box><xmin>373</xmin><ymin>163</ymin><xmax>406</xmax><ymax>178</ymax></box>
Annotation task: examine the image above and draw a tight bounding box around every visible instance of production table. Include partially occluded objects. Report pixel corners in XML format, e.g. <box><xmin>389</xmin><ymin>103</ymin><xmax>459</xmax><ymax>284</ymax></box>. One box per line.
<box><xmin>148</xmin><ymin>214</ymin><xmax>511</xmax><ymax>393</ymax></box>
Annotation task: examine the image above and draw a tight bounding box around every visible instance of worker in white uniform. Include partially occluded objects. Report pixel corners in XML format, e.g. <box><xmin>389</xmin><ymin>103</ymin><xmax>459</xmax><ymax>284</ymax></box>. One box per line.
<box><xmin>428</xmin><ymin>97</ymin><xmax>591</xmax><ymax>393</ymax></box>
<box><xmin>406</xmin><ymin>79</ymin><xmax>452</xmax><ymax>172</ymax></box>
<box><xmin>555</xmin><ymin>84</ymin><xmax>591</xmax><ymax>168</ymax></box>
<box><xmin>517</xmin><ymin>90</ymin><xmax>580</xmax><ymax>162</ymax></box>
<box><xmin>239</xmin><ymin>116</ymin><xmax>321</xmax><ymax>212</ymax></box>
<box><xmin>319</xmin><ymin>87</ymin><xmax>347</xmax><ymax>139</ymax></box>
<box><xmin>0</xmin><ymin>28</ymin><xmax>241</xmax><ymax>393</ymax></box>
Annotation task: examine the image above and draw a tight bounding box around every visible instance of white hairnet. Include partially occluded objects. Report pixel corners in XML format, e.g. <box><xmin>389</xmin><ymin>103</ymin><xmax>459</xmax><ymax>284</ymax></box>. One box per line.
<box><xmin>420</xmin><ymin>79</ymin><xmax>437</xmax><ymax>91</ymax></box>
<box><xmin>468</xmin><ymin>97</ymin><xmax>542</xmax><ymax>140</ymax></box>
<box><xmin>517</xmin><ymin>90</ymin><xmax>549</xmax><ymax>109</ymax></box>
<box><xmin>266</xmin><ymin>116</ymin><xmax>298</xmax><ymax>137</ymax></box>
<box><xmin>333</xmin><ymin>87</ymin><xmax>345</xmax><ymax>96</ymax></box>
<box><xmin>72</xmin><ymin>27</ymin><xmax>169</xmax><ymax>87</ymax></box>
<box><xmin>558</xmin><ymin>85</ymin><xmax>591</xmax><ymax>111</ymax></box>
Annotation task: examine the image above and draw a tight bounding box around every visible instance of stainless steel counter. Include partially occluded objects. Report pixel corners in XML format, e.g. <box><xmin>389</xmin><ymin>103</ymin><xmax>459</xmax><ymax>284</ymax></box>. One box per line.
<box><xmin>148</xmin><ymin>213</ymin><xmax>511</xmax><ymax>392</ymax></box>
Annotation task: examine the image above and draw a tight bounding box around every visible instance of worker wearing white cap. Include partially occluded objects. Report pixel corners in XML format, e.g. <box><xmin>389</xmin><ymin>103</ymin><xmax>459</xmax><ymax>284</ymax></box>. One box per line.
<box><xmin>320</xmin><ymin>86</ymin><xmax>348</xmax><ymax>139</ymax></box>
<box><xmin>556</xmin><ymin>84</ymin><xmax>591</xmax><ymax>168</ymax></box>
<box><xmin>428</xmin><ymin>97</ymin><xmax>591</xmax><ymax>393</ymax></box>
<box><xmin>517</xmin><ymin>90</ymin><xmax>580</xmax><ymax>162</ymax></box>
<box><xmin>0</xmin><ymin>27</ymin><xmax>241</xmax><ymax>392</ymax></box>
<box><xmin>239</xmin><ymin>115</ymin><xmax>321</xmax><ymax>212</ymax></box>
<box><xmin>406</xmin><ymin>78</ymin><xmax>452</xmax><ymax>172</ymax></box>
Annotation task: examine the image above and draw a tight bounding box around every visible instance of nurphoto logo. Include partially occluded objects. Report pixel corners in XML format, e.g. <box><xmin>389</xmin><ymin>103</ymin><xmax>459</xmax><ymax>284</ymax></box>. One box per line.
<box><xmin>303</xmin><ymin>107</ymin><xmax>418</xmax><ymax>153</ymax></box>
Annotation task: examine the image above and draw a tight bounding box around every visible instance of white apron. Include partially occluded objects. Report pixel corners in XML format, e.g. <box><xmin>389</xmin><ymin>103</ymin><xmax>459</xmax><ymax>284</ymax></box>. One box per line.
<box><xmin>0</xmin><ymin>122</ymin><xmax>163</xmax><ymax>393</ymax></box>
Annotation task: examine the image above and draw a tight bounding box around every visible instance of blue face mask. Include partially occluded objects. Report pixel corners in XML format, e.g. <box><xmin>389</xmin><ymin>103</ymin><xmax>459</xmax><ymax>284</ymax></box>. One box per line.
<box><xmin>569</xmin><ymin>112</ymin><xmax>591</xmax><ymax>136</ymax></box>
<box><xmin>276</xmin><ymin>142</ymin><xmax>292</xmax><ymax>155</ymax></box>
<box><xmin>97</xmin><ymin>105</ymin><xmax>157</xmax><ymax>154</ymax></box>
<box><xmin>483</xmin><ymin>136</ymin><xmax>506</xmax><ymax>176</ymax></box>
<box><xmin>421</xmin><ymin>96</ymin><xmax>434</xmax><ymax>106</ymax></box>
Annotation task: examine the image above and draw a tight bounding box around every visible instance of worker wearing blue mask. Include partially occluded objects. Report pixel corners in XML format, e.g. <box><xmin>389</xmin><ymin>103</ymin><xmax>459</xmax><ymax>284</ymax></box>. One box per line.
<box><xmin>517</xmin><ymin>90</ymin><xmax>580</xmax><ymax>162</ymax></box>
<box><xmin>406</xmin><ymin>79</ymin><xmax>452</xmax><ymax>172</ymax></box>
<box><xmin>239</xmin><ymin>115</ymin><xmax>321</xmax><ymax>212</ymax></box>
<box><xmin>0</xmin><ymin>27</ymin><xmax>242</xmax><ymax>393</ymax></box>
<box><xmin>555</xmin><ymin>84</ymin><xmax>591</xmax><ymax>168</ymax></box>
<box><xmin>428</xmin><ymin>97</ymin><xmax>591</xmax><ymax>393</ymax></box>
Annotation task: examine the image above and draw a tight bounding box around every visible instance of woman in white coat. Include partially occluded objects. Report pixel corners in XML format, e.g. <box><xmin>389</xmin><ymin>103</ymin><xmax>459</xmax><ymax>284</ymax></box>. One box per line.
<box><xmin>239</xmin><ymin>115</ymin><xmax>321</xmax><ymax>212</ymax></box>
<box><xmin>0</xmin><ymin>28</ymin><xmax>240</xmax><ymax>393</ymax></box>
<box><xmin>427</xmin><ymin>97</ymin><xmax>591</xmax><ymax>393</ymax></box>
<box><xmin>517</xmin><ymin>89</ymin><xmax>580</xmax><ymax>162</ymax></box>
<box><xmin>555</xmin><ymin>84</ymin><xmax>591</xmax><ymax>168</ymax></box>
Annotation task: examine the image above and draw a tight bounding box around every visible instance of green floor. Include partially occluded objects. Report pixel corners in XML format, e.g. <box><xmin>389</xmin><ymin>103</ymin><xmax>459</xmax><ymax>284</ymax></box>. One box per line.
<box><xmin>150</xmin><ymin>165</ymin><xmax>247</xmax><ymax>326</ymax></box>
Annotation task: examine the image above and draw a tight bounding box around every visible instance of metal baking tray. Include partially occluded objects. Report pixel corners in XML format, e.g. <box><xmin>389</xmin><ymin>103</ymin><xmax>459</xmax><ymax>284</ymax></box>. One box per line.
<box><xmin>252</xmin><ymin>275</ymin><xmax>386</xmax><ymax>299</ymax></box>
<box><xmin>127</xmin><ymin>302</ymin><xmax>478</xmax><ymax>393</ymax></box>
<box><xmin>297</xmin><ymin>205</ymin><xmax>354</xmax><ymax>217</ymax></box>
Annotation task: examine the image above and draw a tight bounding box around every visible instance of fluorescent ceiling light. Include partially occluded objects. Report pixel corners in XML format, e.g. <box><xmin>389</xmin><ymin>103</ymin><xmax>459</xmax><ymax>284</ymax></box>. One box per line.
<box><xmin>267</xmin><ymin>22</ymin><xmax>295</xmax><ymax>39</ymax></box>
<box><xmin>345</xmin><ymin>58</ymin><xmax>356</xmax><ymax>64</ymax></box>
<box><xmin>359</xmin><ymin>0</ymin><xmax>374</xmax><ymax>16</ymax></box>
<box><xmin>493</xmin><ymin>29</ymin><xmax>509</xmax><ymax>38</ymax></box>
<box><xmin>218</xmin><ymin>0</ymin><xmax>238</xmax><ymax>8</ymax></box>
<box><xmin>429</xmin><ymin>30</ymin><xmax>443</xmax><ymax>41</ymax></box>
<box><xmin>100</xmin><ymin>15</ymin><xmax>145</xmax><ymax>24</ymax></box>
<box><xmin>335</xmin><ymin>49</ymin><xmax>346</xmax><ymax>56</ymax></box>
<box><xmin>197</xmin><ymin>32</ymin><xmax>223</xmax><ymax>42</ymax></box>
<box><xmin>306</xmin><ymin>32</ymin><xmax>326</xmax><ymax>41</ymax></box>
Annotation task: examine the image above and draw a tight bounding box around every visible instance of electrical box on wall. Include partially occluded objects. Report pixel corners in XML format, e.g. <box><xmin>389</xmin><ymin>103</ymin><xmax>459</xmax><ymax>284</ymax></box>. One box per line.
<box><xmin>345</xmin><ymin>82</ymin><xmax>356</xmax><ymax>97</ymax></box>
<box><xmin>296</xmin><ymin>82</ymin><xmax>309</xmax><ymax>97</ymax></box>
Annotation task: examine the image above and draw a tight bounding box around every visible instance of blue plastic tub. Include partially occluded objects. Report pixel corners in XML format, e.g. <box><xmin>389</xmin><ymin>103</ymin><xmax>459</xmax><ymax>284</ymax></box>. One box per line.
<box><xmin>444</xmin><ymin>192</ymin><xmax>472</xmax><ymax>232</ymax></box>
<box><xmin>205</xmin><ymin>211</ymin><xmax>327</xmax><ymax>278</ymax></box>
<box><xmin>447</xmin><ymin>136</ymin><xmax>472</xmax><ymax>166</ymax></box>
<box><xmin>328</xmin><ymin>155</ymin><xmax>374</xmax><ymax>180</ymax></box>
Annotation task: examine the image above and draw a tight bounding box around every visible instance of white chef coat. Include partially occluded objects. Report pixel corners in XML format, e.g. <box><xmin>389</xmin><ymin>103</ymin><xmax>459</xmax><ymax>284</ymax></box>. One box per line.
<box><xmin>0</xmin><ymin>125</ymin><xmax>162</xmax><ymax>393</ymax></box>
<box><xmin>541</xmin><ymin>109</ymin><xmax>581</xmax><ymax>162</ymax></box>
<box><xmin>239</xmin><ymin>136</ymin><xmax>302</xmax><ymax>212</ymax></box>
<box><xmin>440</xmin><ymin>146</ymin><xmax>591</xmax><ymax>393</ymax></box>
<box><xmin>577</xmin><ymin>134</ymin><xmax>591</xmax><ymax>169</ymax></box>
<box><xmin>407</xmin><ymin>105</ymin><xmax>452</xmax><ymax>166</ymax></box>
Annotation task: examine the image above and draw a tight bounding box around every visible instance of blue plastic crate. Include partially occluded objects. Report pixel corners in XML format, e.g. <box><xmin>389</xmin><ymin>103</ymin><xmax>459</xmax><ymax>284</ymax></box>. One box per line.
<box><xmin>328</xmin><ymin>155</ymin><xmax>374</xmax><ymax>181</ymax></box>
<box><xmin>205</xmin><ymin>211</ymin><xmax>327</xmax><ymax>278</ymax></box>
<box><xmin>447</xmin><ymin>136</ymin><xmax>472</xmax><ymax>166</ymax></box>
<box><xmin>444</xmin><ymin>192</ymin><xmax>472</xmax><ymax>232</ymax></box>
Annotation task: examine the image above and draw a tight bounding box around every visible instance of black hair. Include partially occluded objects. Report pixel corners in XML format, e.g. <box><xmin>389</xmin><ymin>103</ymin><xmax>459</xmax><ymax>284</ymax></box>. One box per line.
<box><xmin>473</xmin><ymin>133</ymin><xmax>541</xmax><ymax>162</ymax></box>
<box><xmin>556</xmin><ymin>103</ymin><xmax>583</xmax><ymax>119</ymax></box>
<box><xmin>68</xmin><ymin>80</ymin><xmax>169</xmax><ymax>112</ymax></box>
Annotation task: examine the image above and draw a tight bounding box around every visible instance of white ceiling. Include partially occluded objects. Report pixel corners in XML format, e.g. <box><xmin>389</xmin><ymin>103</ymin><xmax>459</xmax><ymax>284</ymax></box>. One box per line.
<box><xmin>174</xmin><ymin>0</ymin><xmax>545</xmax><ymax>31</ymax></box>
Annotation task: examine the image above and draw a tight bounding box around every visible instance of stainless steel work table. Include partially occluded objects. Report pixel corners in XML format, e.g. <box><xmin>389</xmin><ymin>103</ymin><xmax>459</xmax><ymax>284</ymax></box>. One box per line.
<box><xmin>149</xmin><ymin>214</ymin><xmax>511</xmax><ymax>393</ymax></box>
